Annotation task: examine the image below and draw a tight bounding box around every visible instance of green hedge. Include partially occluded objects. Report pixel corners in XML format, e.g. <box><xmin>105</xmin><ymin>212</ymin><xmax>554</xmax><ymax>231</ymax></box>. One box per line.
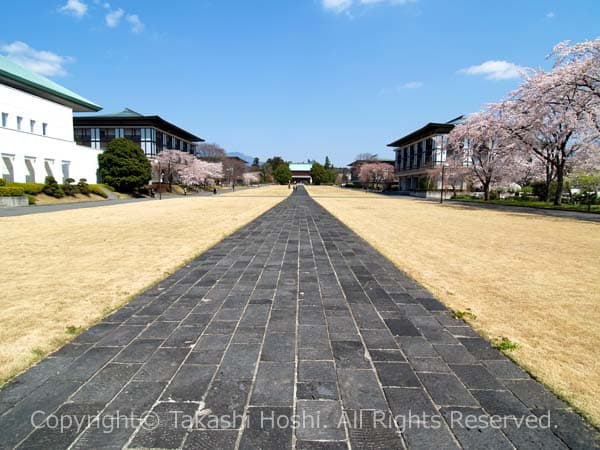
<box><xmin>0</xmin><ymin>186</ymin><xmax>25</xmax><ymax>196</ymax></box>
<box><xmin>88</xmin><ymin>185</ymin><xmax>108</xmax><ymax>198</ymax></box>
<box><xmin>7</xmin><ymin>182</ymin><xmax>44</xmax><ymax>195</ymax></box>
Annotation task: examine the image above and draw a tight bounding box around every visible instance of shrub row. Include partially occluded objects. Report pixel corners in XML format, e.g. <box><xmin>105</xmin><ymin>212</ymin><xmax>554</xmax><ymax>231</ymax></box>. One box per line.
<box><xmin>0</xmin><ymin>186</ymin><xmax>25</xmax><ymax>197</ymax></box>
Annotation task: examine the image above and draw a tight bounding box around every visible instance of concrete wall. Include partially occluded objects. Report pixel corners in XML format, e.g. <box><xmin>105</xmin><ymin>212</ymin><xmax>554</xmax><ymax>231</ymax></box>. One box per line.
<box><xmin>0</xmin><ymin>195</ymin><xmax>28</xmax><ymax>207</ymax></box>
<box><xmin>0</xmin><ymin>85</ymin><xmax>101</xmax><ymax>183</ymax></box>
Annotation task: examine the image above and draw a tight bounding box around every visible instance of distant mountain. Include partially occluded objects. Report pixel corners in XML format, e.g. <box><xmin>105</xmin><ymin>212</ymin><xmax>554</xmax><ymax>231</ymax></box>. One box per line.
<box><xmin>227</xmin><ymin>152</ymin><xmax>255</xmax><ymax>164</ymax></box>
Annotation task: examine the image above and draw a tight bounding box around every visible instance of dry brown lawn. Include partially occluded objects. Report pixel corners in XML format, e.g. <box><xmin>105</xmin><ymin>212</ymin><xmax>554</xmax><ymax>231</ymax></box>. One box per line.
<box><xmin>0</xmin><ymin>185</ymin><xmax>290</xmax><ymax>384</ymax></box>
<box><xmin>307</xmin><ymin>185</ymin><xmax>600</xmax><ymax>426</ymax></box>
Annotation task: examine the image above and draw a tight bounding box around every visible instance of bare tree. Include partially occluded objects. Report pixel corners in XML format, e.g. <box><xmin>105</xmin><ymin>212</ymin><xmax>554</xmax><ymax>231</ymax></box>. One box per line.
<box><xmin>223</xmin><ymin>157</ymin><xmax>247</xmax><ymax>184</ymax></box>
<box><xmin>195</xmin><ymin>143</ymin><xmax>226</xmax><ymax>162</ymax></box>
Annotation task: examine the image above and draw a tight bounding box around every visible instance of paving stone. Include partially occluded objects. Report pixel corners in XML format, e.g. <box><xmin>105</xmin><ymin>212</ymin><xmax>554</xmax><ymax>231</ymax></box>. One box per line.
<box><xmin>298</xmin><ymin>361</ymin><xmax>337</xmax><ymax>382</ymax></box>
<box><xmin>261</xmin><ymin>333</ymin><xmax>295</xmax><ymax>362</ymax></box>
<box><xmin>502</xmin><ymin>379</ymin><xmax>568</xmax><ymax>410</ymax></box>
<box><xmin>162</xmin><ymin>364</ymin><xmax>216</xmax><ymax>401</ymax></box>
<box><xmin>449</xmin><ymin>364</ymin><xmax>505</xmax><ymax>390</ymax></box>
<box><xmin>297</xmin><ymin>382</ymin><xmax>339</xmax><ymax>400</ymax></box>
<box><xmin>251</xmin><ymin>362</ymin><xmax>295</xmax><ymax>406</ymax></box>
<box><xmin>195</xmin><ymin>334</ymin><xmax>231</xmax><ymax>351</ymax></box>
<box><xmin>418</xmin><ymin>372</ymin><xmax>479</xmax><ymax>407</ymax></box>
<box><xmin>205</xmin><ymin>320</ymin><xmax>238</xmax><ymax>335</ymax></box>
<box><xmin>337</xmin><ymin>369</ymin><xmax>388</xmax><ymax>410</ymax></box>
<box><xmin>203</xmin><ymin>380</ymin><xmax>251</xmax><ymax>429</ymax></box>
<box><xmin>296</xmin><ymin>441</ymin><xmax>349</xmax><ymax>450</ymax></box>
<box><xmin>104</xmin><ymin>380</ymin><xmax>165</xmax><ymax>418</ymax></box>
<box><xmin>71</xmin><ymin>417</ymin><xmax>135</xmax><ymax>449</ymax></box>
<box><xmin>114</xmin><ymin>339</ymin><xmax>162</xmax><ymax>363</ymax></box>
<box><xmin>60</xmin><ymin>347</ymin><xmax>121</xmax><ymax>382</ymax></box>
<box><xmin>296</xmin><ymin>400</ymin><xmax>345</xmax><ymax>441</ymax></box>
<box><xmin>410</xmin><ymin>357</ymin><xmax>451</xmax><ymax>373</ymax></box>
<box><xmin>18</xmin><ymin>402</ymin><xmax>104</xmax><ymax>450</ymax></box>
<box><xmin>299</xmin><ymin>347</ymin><xmax>333</xmax><ymax>361</ymax></box>
<box><xmin>70</xmin><ymin>363</ymin><xmax>140</xmax><ymax>404</ymax></box>
<box><xmin>239</xmin><ymin>406</ymin><xmax>293</xmax><ymax>450</ymax></box>
<box><xmin>361</xmin><ymin>329</ymin><xmax>398</xmax><ymax>350</ymax></box>
<box><xmin>216</xmin><ymin>344</ymin><xmax>261</xmax><ymax>380</ymax></box>
<box><xmin>134</xmin><ymin>347</ymin><xmax>190</xmax><ymax>382</ymax></box>
<box><xmin>183</xmin><ymin>430</ymin><xmax>239</xmax><ymax>449</ymax></box>
<box><xmin>440</xmin><ymin>406</ymin><xmax>514</xmax><ymax>450</ymax></box>
<box><xmin>138</xmin><ymin>321</ymin><xmax>179</xmax><ymax>340</ymax></box>
<box><xmin>433</xmin><ymin>344</ymin><xmax>477</xmax><ymax>364</ymax></box>
<box><xmin>471</xmin><ymin>389</ymin><xmax>530</xmax><ymax>416</ymax></box>
<box><xmin>459</xmin><ymin>337</ymin><xmax>503</xmax><ymax>360</ymax></box>
<box><xmin>374</xmin><ymin>362</ymin><xmax>420</xmax><ymax>387</ymax></box>
<box><xmin>532</xmin><ymin>408</ymin><xmax>600</xmax><ymax>450</ymax></box>
<box><xmin>344</xmin><ymin>410</ymin><xmax>404</xmax><ymax>450</ymax></box>
<box><xmin>384</xmin><ymin>387</ymin><xmax>439</xmax><ymax>418</ymax></box>
<box><xmin>232</xmin><ymin>326</ymin><xmax>266</xmax><ymax>344</ymax></box>
<box><xmin>369</xmin><ymin>349</ymin><xmax>406</xmax><ymax>362</ymax></box>
<box><xmin>187</xmin><ymin>349</ymin><xmax>225</xmax><ymax>365</ymax></box>
<box><xmin>130</xmin><ymin>402</ymin><xmax>199</xmax><ymax>449</ymax></box>
<box><xmin>162</xmin><ymin>326</ymin><xmax>204</xmax><ymax>347</ymax></box>
<box><xmin>483</xmin><ymin>359</ymin><xmax>529</xmax><ymax>380</ymax></box>
<box><xmin>331</xmin><ymin>341</ymin><xmax>370</xmax><ymax>369</ymax></box>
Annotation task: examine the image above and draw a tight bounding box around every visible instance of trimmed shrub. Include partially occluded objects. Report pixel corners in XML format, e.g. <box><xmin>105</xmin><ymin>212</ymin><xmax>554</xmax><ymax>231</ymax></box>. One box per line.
<box><xmin>0</xmin><ymin>186</ymin><xmax>25</xmax><ymax>196</ymax></box>
<box><xmin>63</xmin><ymin>177</ymin><xmax>78</xmax><ymax>196</ymax></box>
<box><xmin>42</xmin><ymin>176</ymin><xmax>64</xmax><ymax>198</ymax></box>
<box><xmin>27</xmin><ymin>194</ymin><xmax>37</xmax><ymax>205</ymax></box>
<box><xmin>0</xmin><ymin>178</ymin><xmax>6</xmax><ymax>186</ymax></box>
<box><xmin>78</xmin><ymin>178</ymin><xmax>90</xmax><ymax>196</ymax></box>
<box><xmin>98</xmin><ymin>138</ymin><xmax>151</xmax><ymax>193</ymax></box>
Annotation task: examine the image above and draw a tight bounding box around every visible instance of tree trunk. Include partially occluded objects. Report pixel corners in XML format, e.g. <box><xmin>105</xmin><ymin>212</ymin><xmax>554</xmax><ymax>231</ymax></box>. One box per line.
<box><xmin>554</xmin><ymin>163</ymin><xmax>565</xmax><ymax>206</ymax></box>
<box><xmin>483</xmin><ymin>182</ymin><xmax>490</xmax><ymax>201</ymax></box>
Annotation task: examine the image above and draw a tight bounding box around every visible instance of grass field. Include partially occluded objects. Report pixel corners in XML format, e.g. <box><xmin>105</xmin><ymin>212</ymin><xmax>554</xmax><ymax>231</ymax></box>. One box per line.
<box><xmin>307</xmin><ymin>185</ymin><xmax>600</xmax><ymax>426</ymax></box>
<box><xmin>0</xmin><ymin>185</ymin><xmax>289</xmax><ymax>385</ymax></box>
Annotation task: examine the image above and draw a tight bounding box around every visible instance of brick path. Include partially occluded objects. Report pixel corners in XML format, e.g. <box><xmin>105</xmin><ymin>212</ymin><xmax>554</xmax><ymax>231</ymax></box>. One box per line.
<box><xmin>1</xmin><ymin>187</ymin><xmax>598</xmax><ymax>449</ymax></box>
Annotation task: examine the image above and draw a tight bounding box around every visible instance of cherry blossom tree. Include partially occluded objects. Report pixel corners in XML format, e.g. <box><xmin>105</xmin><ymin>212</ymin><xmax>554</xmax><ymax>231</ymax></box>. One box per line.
<box><xmin>153</xmin><ymin>150</ymin><xmax>223</xmax><ymax>189</ymax></box>
<box><xmin>243</xmin><ymin>172</ymin><xmax>261</xmax><ymax>185</ymax></box>
<box><xmin>358</xmin><ymin>162</ymin><xmax>395</xmax><ymax>190</ymax></box>
<box><xmin>447</xmin><ymin>111</ymin><xmax>525</xmax><ymax>200</ymax></box>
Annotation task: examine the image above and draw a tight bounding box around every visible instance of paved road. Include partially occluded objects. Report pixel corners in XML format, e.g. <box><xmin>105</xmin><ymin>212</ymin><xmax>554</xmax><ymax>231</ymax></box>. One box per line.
<box><xmin>0</xmin><ymin>187</ymin><xmax>598</xmax><ymax>449</ymax></box>
<box><xmin>0</xmin><ymin>186</ymin><xmax>260</xmax><ymax>217</ymax></box>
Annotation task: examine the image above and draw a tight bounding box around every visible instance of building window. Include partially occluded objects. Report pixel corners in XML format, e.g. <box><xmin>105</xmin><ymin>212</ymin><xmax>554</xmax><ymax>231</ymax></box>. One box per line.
<box><xmin>42</xmin><ymin>123</ymin><xmax>48</xmax><ymax>136</ymax></box>
<box><xmin>25</xmin><ymin>158</ymin><xmax>36</xmax><ymax>183</ymax></box>
<box><xmin>17</xmin><ymin>116</ymin><xmax>23</xmax><ymax>131</ymax></box>
<box><xmin>62</xmin><ymin>161</ymin><xmax>70</xmax><ymax>183</ymax></box>
<box><xmin>1</xmin><ymin>154</ymin><xmax>15</xmax><ymax>182</ymax></box>
<box><xmin>1</xmin><ymin>113</ymin><xmax>7</xmax><ymax>127</ymax></box>
<box><xmin>75</xmin><ymin>128</ymin><xmax>92</xmax><ymax>147</ymax></box>
<box><xmin>30</xmin><ymin>120</ymin><xmax>36</xmax><ymax>133</ymax></box>
<box><xmin>44</xmin><ymin>159</ymin><xmax>54</xmax><ymax>178</ymax></box>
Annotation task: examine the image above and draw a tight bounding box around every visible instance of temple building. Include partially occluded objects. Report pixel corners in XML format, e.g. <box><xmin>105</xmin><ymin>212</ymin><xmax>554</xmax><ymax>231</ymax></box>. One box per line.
<box><xmin>73</xmin><ymin>108</ymin><xmax>204</xmax><ymax>157</ymax></box>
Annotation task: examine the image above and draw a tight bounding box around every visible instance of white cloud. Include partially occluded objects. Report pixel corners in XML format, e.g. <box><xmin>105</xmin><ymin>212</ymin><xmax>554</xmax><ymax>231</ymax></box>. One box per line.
<box><xmin>322</xmin><ymin>0</ymin><xmax>415</xmax><ymax>13</ymax></box>
<box><xmin>0</xmin><ymin>41</ymin><xmax>73</xmax><ymax>77</ymax></box>
<box><xmin>322</xmin><ymin>0</ymin><xmax>353</xmax><ymax>13</ymax></box>
<box><xmin>546</xmin><ymin>11</ymin><xmax>555</xmax><ymax>19</ymax></box>
<box><xmin>105</xmin><ymin>8</ymin><xmax>124</xmax><ymax>27</ymax></box>
<box><xmin>126</xmin><ymin>14</ymin><xmax>145</xmax><ymax>33</ymax></box>
<box><xmin>60</xmin><ymin>0</ymin><xmax>88</xmax><ymax>18</ymax></box>
<box><xmin>459</xmin><ymin>60</ymin><xmax>527</xmax><ymax>80</ymax></box>
<box><xmin>401</xmin><ymin>80</ymin><xmax>423</xmax><ymax>89</ymax></box>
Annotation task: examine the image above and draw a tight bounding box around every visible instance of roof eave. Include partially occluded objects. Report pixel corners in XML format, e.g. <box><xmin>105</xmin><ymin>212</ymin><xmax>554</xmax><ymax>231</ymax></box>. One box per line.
<box><xmin>0</xmin><ymin>72</ymin><xmax>101</xmax><ymax>112</ymax></box>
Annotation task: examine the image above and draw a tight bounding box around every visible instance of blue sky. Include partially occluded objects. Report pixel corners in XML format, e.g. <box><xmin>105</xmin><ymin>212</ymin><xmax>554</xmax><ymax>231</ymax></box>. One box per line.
<box><xmin>1</xmin><ymin>1</ymin><xmax>599</xmax><ymax>165</ymax></box>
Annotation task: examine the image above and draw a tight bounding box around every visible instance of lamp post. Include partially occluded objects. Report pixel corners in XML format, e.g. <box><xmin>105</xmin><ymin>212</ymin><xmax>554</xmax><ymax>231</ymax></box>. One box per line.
<box><xmin>440</xmin><ymin>164</ymin><xmax>446</xmax><ymax>204</ymax></box>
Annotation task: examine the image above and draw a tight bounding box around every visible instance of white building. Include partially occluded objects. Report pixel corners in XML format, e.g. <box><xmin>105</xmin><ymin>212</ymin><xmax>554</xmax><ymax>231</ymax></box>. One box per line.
<box><xmin>0</xmin><ymin>55</ymin><xmax>102</xmax><ymax>184</ymax></box>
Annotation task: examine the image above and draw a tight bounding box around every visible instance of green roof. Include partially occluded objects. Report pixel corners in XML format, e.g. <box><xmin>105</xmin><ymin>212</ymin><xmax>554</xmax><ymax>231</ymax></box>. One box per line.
<box><xmin>0</xmin><ymin>55</ymin><xmax>101</xmax><ymax>112</ymax></box>
<box><xmin>289</xmin><ymin>163</ymin><xmax>313</xmax><ymax>171</ymax></box>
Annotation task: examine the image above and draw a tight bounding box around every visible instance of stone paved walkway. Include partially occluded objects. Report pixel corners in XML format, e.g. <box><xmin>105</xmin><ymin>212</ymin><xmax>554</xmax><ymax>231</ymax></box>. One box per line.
<box><xmin>1</xmin><ymin>187</ymin><xmax>598</xmax><ymax>449</ymax></box>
